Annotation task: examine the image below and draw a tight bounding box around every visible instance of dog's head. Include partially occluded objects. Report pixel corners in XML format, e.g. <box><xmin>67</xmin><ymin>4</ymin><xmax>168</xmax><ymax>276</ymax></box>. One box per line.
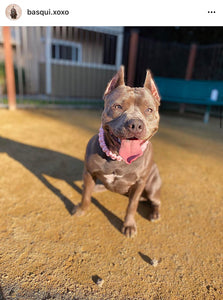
<box><xmin>101</xmin><ymin>66</ymin><xmax>160</xmax><ymax>163</ymax></box>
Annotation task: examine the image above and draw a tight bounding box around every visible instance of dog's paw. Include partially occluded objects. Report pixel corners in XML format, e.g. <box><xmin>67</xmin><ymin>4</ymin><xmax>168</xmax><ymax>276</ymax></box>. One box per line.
<box><xmin>71</xmin><ymin>204</ymin><xmax>86</xmax><ymax>216</ymax></box>
<box><xmin>121</xmin><ymin>221</ymin><xmax>137</xmax><ymax>238</ymax></box>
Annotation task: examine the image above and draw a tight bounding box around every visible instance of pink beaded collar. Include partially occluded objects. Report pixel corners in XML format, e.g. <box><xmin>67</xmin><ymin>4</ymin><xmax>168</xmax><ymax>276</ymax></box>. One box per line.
<box><xmin>98</xmin><ymin>126</ymin><xmax>148</xmax><ymax>162</ymax></box>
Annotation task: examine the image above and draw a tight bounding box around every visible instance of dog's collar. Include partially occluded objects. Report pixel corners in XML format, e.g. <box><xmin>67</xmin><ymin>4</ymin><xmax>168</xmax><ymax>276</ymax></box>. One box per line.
<box><xmin>99</xmin><ymin>126</ymin><xmax>123</xmax><ymax>161</ymax></box>
<box><xmin>98</xmin><ymin>126</ymin><xmax>148</xmax><ymax>162</ymax></box>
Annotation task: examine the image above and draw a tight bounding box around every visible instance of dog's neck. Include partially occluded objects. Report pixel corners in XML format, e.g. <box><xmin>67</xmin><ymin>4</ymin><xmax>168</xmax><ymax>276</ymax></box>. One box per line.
<box><xmin>98</xmin><ymin>126</ymin><xmax>148</xmax><ymax>163</ymax></box>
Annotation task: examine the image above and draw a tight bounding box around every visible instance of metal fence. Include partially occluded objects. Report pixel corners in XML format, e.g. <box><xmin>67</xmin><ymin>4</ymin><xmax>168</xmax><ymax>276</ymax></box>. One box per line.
<box><xmin>134</xmin><ymin>37</ymin><xmax>190</xmax><ymax>86</ymax></box>
<box><xmin>193</xmin><ymin>44</ymin><xmax>223</xmax><ymax>80</ymax></box>
<box><xmin>122</xmin><ymin>33</ymin><xmax>223</xmax><ymax>86</ymax></box>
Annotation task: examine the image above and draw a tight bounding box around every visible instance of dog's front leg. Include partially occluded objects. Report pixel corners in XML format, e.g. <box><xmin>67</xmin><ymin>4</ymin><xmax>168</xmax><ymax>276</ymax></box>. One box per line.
<box><xmin>73</xmin><ymin>168</ymin><xmax>95</xmax><ymax>216</ymax></box>
<box><xmin>122</xmin><ymin>180</ymin><xmax>146</xmax><ymax>237</ymax></box>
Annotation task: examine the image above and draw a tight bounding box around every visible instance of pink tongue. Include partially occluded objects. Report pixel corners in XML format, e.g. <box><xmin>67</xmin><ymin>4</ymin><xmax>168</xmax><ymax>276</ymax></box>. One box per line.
<box><xmin>119</xmin><ymin>139</ymin><xmax>143</xmax><ymax>164</ymax></box>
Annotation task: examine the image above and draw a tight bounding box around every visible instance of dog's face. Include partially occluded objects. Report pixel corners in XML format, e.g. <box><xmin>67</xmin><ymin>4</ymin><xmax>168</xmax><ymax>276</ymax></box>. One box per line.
<box><xmin>101</xmin><ymin>66</ymin><xmax>160</xmax><ymax>163</ymax></box>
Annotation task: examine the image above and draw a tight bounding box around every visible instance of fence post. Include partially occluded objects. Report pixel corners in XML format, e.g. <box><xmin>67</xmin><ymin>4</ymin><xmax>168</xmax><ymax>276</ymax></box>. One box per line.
<box><xmin>180</xmin><ymin>43</ymin><xmax>197</xmax><ymax>113</ymax></box>
<box><xmin>45</xmin><ymin>27</ymin><xmax>52</xmax><ymax>95</ymax></box>
<box><xmin>116</xmin><ymin>30</ymin><xmax>124</xmax><ymax>70</ymax></box>
<box><xmin>127</xmin><ymin>30</ymin><xmax>139</xmax><ymax>87</ymax></box>
<box><xmin>3</xmin><ymin>26</ymin><xmax>16</xmax><ymax>110</ymax></box>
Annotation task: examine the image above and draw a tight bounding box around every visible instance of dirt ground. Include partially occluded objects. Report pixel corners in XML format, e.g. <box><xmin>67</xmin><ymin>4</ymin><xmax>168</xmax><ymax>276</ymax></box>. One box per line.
<box><xmin>0</xmin><ymin>109</ymin><xmax>222</xmax><ymax>300</ymax></box>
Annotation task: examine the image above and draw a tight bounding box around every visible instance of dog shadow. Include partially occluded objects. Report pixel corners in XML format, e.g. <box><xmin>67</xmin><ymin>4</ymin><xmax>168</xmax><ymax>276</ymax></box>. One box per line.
<box><xmin>0</xmin><ymin>136</ymin><xmax>123</xmax><ymax>232</ymax></box>
<box><xmin>138</xmin><ymin>251</ymin><xmax>153</xmax><ymax>265</ymax></box>
<box><xmin>137</xmin><ymin>200</ymin><xmax>154</xmax><ymax>220</ymax></box>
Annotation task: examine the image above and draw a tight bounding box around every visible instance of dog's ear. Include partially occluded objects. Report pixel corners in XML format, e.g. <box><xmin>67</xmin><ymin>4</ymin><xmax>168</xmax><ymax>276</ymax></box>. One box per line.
<box><xmin>144</xmin><ymin>70</ymin><xmax>160</xmax><ymax>105</ymax></box>
<box><xmin>104</xmin><ymin>65</ymin><xmax>125</xmax><ymax>98</ymax></box>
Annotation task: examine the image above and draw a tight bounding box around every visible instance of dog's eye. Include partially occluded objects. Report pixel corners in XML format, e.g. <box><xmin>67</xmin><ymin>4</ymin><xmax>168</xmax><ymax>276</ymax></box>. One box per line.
<box><xmin>114</xmin><ymin>104</ymin><xmax>122</xmax><ymax>110</ymax></box>
<box><xmin>146</xmin><ymin>108</ymin><xmax>153</xmax><ymax>113</ymax></box>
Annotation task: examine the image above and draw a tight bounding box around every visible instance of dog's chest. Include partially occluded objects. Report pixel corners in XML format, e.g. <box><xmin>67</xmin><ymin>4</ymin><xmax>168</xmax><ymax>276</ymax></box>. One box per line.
<box><xmin>103</xmin><ymin>173</ymin><xmax>123</xmax><ymax>184</ymax></box>
<box><xmin>99</xmin><ymin>166</ymin><xmax>138</xmax><ymax>194</ymax></box>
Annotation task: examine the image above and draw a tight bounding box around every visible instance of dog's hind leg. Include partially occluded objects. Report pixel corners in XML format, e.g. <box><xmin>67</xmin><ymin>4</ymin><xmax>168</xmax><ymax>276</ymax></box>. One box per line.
<box><xmin>142</xmin><ymin>163</ymin><xmax>162</xmax><ymax>221</ymax></box>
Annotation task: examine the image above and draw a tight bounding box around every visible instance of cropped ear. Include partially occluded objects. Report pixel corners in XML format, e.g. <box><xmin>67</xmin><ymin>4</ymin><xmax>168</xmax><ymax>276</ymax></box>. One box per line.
<box><xmin>104</xmin><ymin>65</ymin><xmax>125</xmax><ymax>98</ymax></box>
<box><xmin>144</xmin><ymin>70</ymin><xmax>160</xmax><ymax>104</ymax></box>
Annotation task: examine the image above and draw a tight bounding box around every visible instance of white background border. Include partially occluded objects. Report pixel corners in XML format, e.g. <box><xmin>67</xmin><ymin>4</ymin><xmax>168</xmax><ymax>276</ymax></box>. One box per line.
<box><xmin>0</xmin><ymin>0</ymin><xmax>223</xmax><ymax>26</ymax></box>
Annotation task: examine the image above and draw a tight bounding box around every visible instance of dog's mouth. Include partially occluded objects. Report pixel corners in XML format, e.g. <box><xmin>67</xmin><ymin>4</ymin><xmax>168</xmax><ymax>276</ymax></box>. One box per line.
<box><xmin>110</xmin><ymin>133</ymin><xmax>139</xmax><ymax>144</ymax></box>
<box><xmin>106</xmin><ymin>129</ymin><xmax>148</xmax><ymax>164</ymax></box>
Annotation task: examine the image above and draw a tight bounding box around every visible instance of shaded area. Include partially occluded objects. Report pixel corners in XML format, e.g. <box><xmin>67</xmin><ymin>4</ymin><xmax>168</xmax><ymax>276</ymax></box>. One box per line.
<box><xmin>0</xmin><ymin>136</ymin><xmax>123</xmax><ymax>232</ymax></box>
<box><xmin>0</xmin><ymin>136</ymin><xmax>82</xmax><ymax>215</ymax></box>
<box><xmin>92</xmin><ymin>197</ymin><xmax>123</xmax><ymax>233</ymax></box>
<box><xmin>0</xmin><ymin>283</ymin><xmax>83</xmax><ymax>300</ymax></box>
<box><xmin>0</xmin><ymin>285</ymin><xmax>6</xmax><ymax>300</ymax></box>
<box><xmin>138</xmin><ymin>252</ymin><xmax>154</xmax><ymax>265</ymax></box>
<box><xmin>137</xmin><ymin>201</ymin><xmax>153</xmax><ymax>220</ymax></box>
<box><xmin>92</xmin><ymin>275</ymin><xmax>102</xmax><ymax>285</ymax></box>
<box><xmin>69</xmin><ymin>182</ymin><xmax>123</xmax><ymax>233</ymax></box>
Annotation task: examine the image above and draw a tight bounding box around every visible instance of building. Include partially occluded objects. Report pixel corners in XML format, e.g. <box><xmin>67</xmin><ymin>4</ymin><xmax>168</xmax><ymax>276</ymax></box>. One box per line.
<box><xmin>0</xmin><ymin>26</ymin><xmax>124</xmax><ymax>99</ymax></box>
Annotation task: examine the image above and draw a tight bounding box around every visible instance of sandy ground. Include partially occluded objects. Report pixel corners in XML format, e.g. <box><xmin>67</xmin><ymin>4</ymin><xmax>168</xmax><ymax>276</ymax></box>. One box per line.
<box><xmin>0</xmin><ymin>109</ymin><xmax>222</xmax><ymax>300</ymax></box>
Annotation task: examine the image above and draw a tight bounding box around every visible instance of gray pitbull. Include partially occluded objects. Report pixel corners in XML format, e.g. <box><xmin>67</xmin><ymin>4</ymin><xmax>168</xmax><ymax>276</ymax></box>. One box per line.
<box><xmin>73</xmin><ymin>66</ymin><xmax>161</xmax><ymax>237</ymax></box>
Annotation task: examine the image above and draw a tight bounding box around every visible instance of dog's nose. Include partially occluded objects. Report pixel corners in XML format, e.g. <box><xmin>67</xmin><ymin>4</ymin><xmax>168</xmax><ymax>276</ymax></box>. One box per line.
<box><xmin>126</xmin><ymin>119</ymin><xmax>144</xmax><ymax>134</ymax></box>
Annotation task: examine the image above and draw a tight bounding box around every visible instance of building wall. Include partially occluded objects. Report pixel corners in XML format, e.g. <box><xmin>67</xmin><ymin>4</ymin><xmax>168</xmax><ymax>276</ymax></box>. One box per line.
<box><xmin>40</xmin><ymin>63</ymin><xmax>115</xmax><ymax>98</ymax></box>
<box><xmin>52</xmin><ymin>28</ymin><xmax>104</xmax><ymax>64</ymax></box>
<box><xmin>81</xmin><ymin>38</ymin><xmax>104</xmax><ymax>64</ymax></box>
<box><xmin>0</xmin><ymin>27</ymin><xmax>123</xmax><ymax>96</ymax></box>
<box><xmin>21</xmin><ymin>27</ymin><xmax>45</xmax><ymax>94</ymax></box>
<box><xmin>7</xmin><ymin>27</ymin><xmax>45</xmax><ymax>94</ymax></box>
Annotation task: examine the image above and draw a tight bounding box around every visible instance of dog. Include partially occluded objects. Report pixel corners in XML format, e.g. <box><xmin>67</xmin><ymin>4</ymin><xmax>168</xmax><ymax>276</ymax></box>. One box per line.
<box><xmin>73</xmin><ymin>66</ymin><xmax>161</xmax><ymax>237</ymax></box>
